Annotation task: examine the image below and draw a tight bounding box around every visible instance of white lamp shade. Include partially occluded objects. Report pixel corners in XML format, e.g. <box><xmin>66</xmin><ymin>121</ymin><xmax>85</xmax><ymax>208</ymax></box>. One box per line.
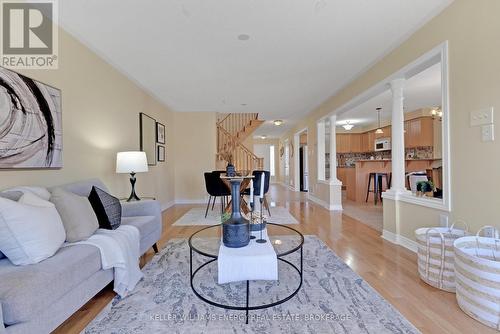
<box><xmin>116</xmin><ymin>151</ymin><xmax>149</xmax><ymax>173</ymax></box>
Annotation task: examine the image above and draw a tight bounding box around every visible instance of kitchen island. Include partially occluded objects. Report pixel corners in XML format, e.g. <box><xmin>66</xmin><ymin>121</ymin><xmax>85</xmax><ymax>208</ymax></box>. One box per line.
<box><xmin>338</xmin><ymin>159</ymin><xmax>441</xmax><ymax>203</ymax></box>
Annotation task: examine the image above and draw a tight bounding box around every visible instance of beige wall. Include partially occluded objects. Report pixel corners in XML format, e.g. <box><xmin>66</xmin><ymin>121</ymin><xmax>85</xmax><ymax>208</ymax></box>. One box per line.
<box><xmin>281</xmin><ymin>0</ymin><xmax>500</xmax><ymax>237</ymax></box>
<box><xmin>173</xmin><ymin>112</ymin><xmax>216</xmax><ymax>201</ymax></box>
<box><xmin>0</xmin><ymin>28</ymin><xmax>176</xmax><ymax>209</ymax></box>
<box><xmin>0</xmin><ymin>27</ymin><xmax>220</xmax><ymax>208</ymax></box>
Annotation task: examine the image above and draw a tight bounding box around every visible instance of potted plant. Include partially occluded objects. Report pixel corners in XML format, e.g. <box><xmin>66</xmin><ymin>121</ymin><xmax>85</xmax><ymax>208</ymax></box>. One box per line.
<box><xmin>219</xmin><ymin>151</ymin><xmax>235</xmax><ymax>176</ymax></box>
<box><xmin>416</xmin><ymin>180</ymin><xmax>434</xmax><ymax>197</ymax></box>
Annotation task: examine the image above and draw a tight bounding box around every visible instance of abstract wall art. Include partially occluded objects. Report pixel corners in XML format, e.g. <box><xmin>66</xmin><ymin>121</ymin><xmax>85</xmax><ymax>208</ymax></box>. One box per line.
<box><xmin>0</xmin><ymin>66</ymin><xmax>62</xmax><ymax>168</ymax></box>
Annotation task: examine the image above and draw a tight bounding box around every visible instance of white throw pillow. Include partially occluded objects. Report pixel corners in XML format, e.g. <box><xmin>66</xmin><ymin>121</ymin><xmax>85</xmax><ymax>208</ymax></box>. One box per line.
<box><xmin>5</xmin><ymin>186</ymin><xmax>51</xmax><ymax>200</ymax></box>
<box><xmin>0</xmin><ymin>194</ymin><xmax>66</xmax><ymax>265</ymax></box>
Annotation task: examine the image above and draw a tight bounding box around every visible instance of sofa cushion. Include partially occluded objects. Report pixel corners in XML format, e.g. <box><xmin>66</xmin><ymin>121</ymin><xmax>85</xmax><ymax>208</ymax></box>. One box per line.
<box><xmin>50</xmin><ymin>188</ymin><xmax>99</xmax><ymax>242</ymax></box>
<box><xmin>121</xmin><ymin>216</ymin><xmax>158</xmax><ymax>238</ymax></box>
<box><xmin>88</xmin><ymin>187</ymin><xmax>121</xmax><ymax>230</ymax></box>
<box><xmin>0</xmin><ymin>244</ymin><xmax>102</xmax><ymax>325</ymax></box>
<box><xmin>52</xmin><ymin>179</ymin><xmax>109</xmax><ymax>197</ymax></box>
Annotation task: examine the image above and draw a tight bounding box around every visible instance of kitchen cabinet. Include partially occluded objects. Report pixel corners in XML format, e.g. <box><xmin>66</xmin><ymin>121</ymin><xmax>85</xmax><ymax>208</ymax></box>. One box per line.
<box><xmin>361</xmin><ymin>132</ymin><xmax>375</xmax><ymax>152</ymax></box>
<box><xmin>335</xmin><ymin>117</ymin><xmax>433</xmax><ymax>153</ymax></box>
<box><xmin>336</xmin><ymin>134</ymin><xmax>351</xmax><ymax>153</ymax></box>
<box><xmin>405</xmin><ymin>117</ymin><xmax>433</xmax><ymax>148</ymax></box>
<box><xmin>350</xmin><ymin>133</ymin><xmax>362</xmax><ymax>153</ymax></box>
<box><xmin>337</xmin><ymin>167</ymin><xmax>356</xmax><ymax>201</ymax></box>
<box><xmin>375</xmin><ymin>126</ymin><xmax>391</xmax><ymax>139</ymax></box>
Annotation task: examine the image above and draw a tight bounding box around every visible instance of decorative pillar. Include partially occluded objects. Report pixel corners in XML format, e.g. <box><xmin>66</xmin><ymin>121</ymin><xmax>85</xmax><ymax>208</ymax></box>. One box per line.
<box><xmin>328</xmin><ymin>114</ymin><xmax>342</xmax><ymax>211</ymax></box>
<box><xmin>317</xmin><ymin>121</ymin><xmax>325</xmax><ymax>180</ymax></box>
<box><xmin>329</xmin><ymin>114</ymin><xmax>340</xmax><ymax>183</ymax></box>
<box><xmin>389</xmin><ymin>78</ymin><xmax>407</xmax><ymax>194</ymax></box>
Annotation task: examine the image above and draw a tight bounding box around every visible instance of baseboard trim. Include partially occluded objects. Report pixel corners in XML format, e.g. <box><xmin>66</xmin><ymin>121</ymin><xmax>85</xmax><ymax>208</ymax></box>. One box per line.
<box><xmin>307</xmin><ymin>194</ymin><xmax>343</xmax><ymax>211</ymax></box>
<box><xmin>161</xmin><ymin>200</ymin><xmax>175</xmax><ymax>211</ymax></box>
<box><xmin>382</xmin><ymin>230</ymin><xmax>417</xmax><ymax>253</ymax></box>
<box><xmin>174</xmin><ymin>198</ymin><xmax>207</xmax><ymax>205</ymax></box>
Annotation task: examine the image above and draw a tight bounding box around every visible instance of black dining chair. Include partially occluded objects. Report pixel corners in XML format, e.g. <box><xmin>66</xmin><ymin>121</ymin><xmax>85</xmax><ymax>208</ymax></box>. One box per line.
<box><xmin>204</xmin><ymin>172</ymin><xmax>231</xmax><ymax>218</ymax></box>
<box><xmin>242</xmin><ymin>170</ymin><xmax>271</xmax><ymax>216</ymax></box>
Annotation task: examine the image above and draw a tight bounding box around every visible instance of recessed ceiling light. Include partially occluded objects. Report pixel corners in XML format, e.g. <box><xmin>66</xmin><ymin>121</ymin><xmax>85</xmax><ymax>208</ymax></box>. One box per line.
<box><xmin>260</xmin><ymin>135</ymin><xmax>267</xmax><ymax>139</ymax></box>
<box><xmin>273</xmin><ymin>120</ymin><xmax>283</xmax><ymax>126</ymax></box>
<box><xmin>237</xmin><ymin>34</ymin><xmax>250</xmax><ymax>41</ymax></box>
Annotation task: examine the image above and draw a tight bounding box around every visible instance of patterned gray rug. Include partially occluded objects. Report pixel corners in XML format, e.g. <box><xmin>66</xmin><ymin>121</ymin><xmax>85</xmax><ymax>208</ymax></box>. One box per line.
<box><xmin>84</xmin><ymin>236</ymin><xmax>419</xmax><ymax>334</ymax></box>
<box><xmin>172</xmin><ymin>205</ymin><xmax>299</xmax><ymax>226</ymax></box>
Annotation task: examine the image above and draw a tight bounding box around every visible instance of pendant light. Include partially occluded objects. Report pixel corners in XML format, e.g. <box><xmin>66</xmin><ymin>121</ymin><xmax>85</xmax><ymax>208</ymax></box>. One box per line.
<box><xmin>375</xmin><ymin>107</ymin><xmax>384</xmax><ymax>134</ymax></box>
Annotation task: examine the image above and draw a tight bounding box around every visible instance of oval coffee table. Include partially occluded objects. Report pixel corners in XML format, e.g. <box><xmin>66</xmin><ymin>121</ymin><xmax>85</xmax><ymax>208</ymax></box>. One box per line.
<box><xmin>188</xmin><ymin>223</ymin><xmax>304</xmax><ymax>323</ymax></box>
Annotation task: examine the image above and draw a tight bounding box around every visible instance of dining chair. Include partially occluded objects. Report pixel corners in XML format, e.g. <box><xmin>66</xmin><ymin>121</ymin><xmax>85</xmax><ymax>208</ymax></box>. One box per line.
<box><xmin>242</xmin><ymin>170</ymin><xmax>271</xmax><ymax>216</ymax></box>
<box><xmin>204</xmin><ymin>172</ymin><xmax>231</xmax><ymax>218</ymax></box>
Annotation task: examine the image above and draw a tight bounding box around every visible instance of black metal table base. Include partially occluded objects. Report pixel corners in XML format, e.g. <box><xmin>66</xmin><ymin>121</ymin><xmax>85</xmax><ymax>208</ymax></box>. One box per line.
<box><xmin>189</xmin><ymin>224</ymin><xmax>304</xmax><ymax>324</ymax></box>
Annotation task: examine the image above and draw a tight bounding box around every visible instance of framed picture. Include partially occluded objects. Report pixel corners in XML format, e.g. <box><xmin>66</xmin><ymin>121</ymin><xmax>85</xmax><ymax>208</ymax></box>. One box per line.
<box><xmin>156</xmin><ymin>122</ymin><xmax>165</xmax><ymax>144</ymax></box>
<box><xmin>140</xmin><ymin>113</ymin><xmax>156</xmax><ymax>166</ymax></box>
<box><xmin>0</xmin><ymin>66</ymin><xmax>62</xmax><ymax>168</ymax></box>
<box><xmin>157</xmin><ymin>145</ymin><xmax>165</xmax><ymax>162</ymax></box>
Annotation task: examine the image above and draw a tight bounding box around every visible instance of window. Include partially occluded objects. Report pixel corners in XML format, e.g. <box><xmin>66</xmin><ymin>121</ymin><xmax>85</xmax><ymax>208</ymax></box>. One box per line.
<box><xmin>270</xmin><ymin>145</ymin><xmax>275</xmax><ymax>176</ymax></box>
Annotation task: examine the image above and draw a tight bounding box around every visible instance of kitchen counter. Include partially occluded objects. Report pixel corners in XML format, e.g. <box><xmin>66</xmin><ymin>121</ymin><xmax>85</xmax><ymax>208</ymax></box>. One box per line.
<box><xmin>347</xmin><ymin>159</ymin><xmax>440</xmax><ymax>203</ymax></box>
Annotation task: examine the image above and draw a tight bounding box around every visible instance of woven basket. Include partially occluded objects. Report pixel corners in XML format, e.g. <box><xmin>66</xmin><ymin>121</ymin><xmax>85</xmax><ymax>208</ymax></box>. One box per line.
<box><xmin>454</xmin><ymin>226</ymin><xmax>500</xmax><ymax>330</ymax></box>
<box><xmin>415</xmin><ymin>222</ymin><xmax>468</xmax><ymax>292</ymax></box>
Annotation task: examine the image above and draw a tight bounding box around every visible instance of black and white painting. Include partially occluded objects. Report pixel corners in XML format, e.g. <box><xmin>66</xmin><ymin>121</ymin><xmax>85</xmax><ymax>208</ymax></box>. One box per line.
<box><xmin>0</xmin><ymin>67</ymin><xmax>62</xmax><ymax>168</ymax></box>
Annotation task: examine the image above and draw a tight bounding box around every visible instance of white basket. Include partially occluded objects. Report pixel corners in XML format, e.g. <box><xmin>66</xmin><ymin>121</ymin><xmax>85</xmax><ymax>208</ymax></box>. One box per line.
<box><xmin>415</xmin><ymin>221</ymin><xmax>468</xmax><ymax>292</ymax></box>
<box><xmin>454</xmin><ymin>226</ymin><xmax>500</xmax><ymax>330</ymax></box>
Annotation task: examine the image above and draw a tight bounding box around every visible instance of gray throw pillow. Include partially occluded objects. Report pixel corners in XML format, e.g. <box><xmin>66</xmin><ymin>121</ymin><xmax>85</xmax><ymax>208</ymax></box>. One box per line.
<box><xmin>0</xmin><ymin>191</ymin><xmax>23</xmax><ymax>201</ymax></box>
<box><xmin>50</xmin><ymin>188</ymin><xmax>99</xmax><ymax>242</ymax></box>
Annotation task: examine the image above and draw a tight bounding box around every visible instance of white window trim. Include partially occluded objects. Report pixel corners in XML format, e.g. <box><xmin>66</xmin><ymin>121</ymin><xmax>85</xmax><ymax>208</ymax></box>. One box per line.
<box><xmin>333</xmin><ymin>41</ymin><xmax>451</xmax><ymax>212</ymax></box>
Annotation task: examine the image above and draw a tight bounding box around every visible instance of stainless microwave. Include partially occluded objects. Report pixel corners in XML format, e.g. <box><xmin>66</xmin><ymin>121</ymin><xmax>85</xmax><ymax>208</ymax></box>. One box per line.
<box><xmin>375</xmin><ymin>138</ymin><xmax>391</xmax><ymax>151</ymax></box>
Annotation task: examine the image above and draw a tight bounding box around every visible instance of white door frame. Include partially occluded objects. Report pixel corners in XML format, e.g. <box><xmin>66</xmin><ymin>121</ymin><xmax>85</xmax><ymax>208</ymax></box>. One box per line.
<box><xmin>293</xmin><ymin>127</ymin><xmax>308</xmax><ymax>192</ymax></box>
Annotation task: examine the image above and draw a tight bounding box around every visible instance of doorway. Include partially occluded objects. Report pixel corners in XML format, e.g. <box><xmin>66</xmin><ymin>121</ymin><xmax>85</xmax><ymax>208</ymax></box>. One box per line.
<box><xmin>298</xmin><ymin>130</ymin><xmax>309</xmax><ymax>192</ymax></box>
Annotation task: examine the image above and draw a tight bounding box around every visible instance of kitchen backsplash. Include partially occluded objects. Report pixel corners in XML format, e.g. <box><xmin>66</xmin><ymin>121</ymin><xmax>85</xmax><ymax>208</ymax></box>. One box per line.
<box><xmin>337</xmin><ymin>146</ymin><xmax>433</xmax><ymax>167</ymax></box>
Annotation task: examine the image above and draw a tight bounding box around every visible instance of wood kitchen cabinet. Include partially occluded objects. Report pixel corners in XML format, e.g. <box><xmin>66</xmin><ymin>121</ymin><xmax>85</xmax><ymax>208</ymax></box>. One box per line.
<box><xmin>405</xmin><ymin>117</ymin><xmax>433</xmax><ymax>148</ymax></box>
<box><xmin>336</xmin><ymin>134</ymin><xmax>351</xmax><ymax>153</ymax></box>
<box><xmin>361</xmin><ymin>132</ymin><xmax>375</xmax><ymax>152</ymax></box>
<box><xmin>350</xmin><ymin>133</ymin><xmax>362</xmax><ymax>153</ymax></box>
<box><xmin>375</xmin><ymin>126</ymin><xmax>391</xmax><ymax>139</ymax></box>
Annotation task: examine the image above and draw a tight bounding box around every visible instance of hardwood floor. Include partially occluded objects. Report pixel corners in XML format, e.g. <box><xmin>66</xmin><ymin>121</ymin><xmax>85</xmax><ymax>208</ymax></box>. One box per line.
<box><xmin>54</xmin><ymin>184</ymin><xmax>494</xmax><ymax>334</ymax></box>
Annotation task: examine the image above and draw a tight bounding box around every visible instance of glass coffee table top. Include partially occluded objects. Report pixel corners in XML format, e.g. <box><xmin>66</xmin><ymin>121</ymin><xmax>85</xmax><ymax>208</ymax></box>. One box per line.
<box><xmin>189</xmin><ymin>223</ymin><xmax>304</xmax><ymax>258</ymax></box>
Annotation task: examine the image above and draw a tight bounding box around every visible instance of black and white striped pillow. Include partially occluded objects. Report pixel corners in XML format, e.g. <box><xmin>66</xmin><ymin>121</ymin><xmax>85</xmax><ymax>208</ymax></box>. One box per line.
<box><xmin>88</xmin><ymin>186</ymin><xmax>121</xmax><ymax>230</ymax></box>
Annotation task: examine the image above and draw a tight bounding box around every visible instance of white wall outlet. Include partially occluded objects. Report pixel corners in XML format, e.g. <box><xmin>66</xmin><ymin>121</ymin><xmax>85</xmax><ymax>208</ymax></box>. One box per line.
<box><xmin>481</xmin><ymin>124</ymin><xmax>495</xmax><ymax>142</ymax></box>
<box><xmin>440</xmin><ymin>214</ymin><xmax>449</xmax><ymax>228</ymax></box>
<box><xmin>470</xmin><ymin>107</ymin><xmax>494</xmax><ymax>127</ymax></box>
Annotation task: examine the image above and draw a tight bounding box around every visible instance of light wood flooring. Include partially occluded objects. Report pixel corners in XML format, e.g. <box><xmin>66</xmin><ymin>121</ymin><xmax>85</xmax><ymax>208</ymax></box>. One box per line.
<box><xmin>53</xmin><ymin>184</ymin><xmax>495</xmax><ymax>334</ymax></box>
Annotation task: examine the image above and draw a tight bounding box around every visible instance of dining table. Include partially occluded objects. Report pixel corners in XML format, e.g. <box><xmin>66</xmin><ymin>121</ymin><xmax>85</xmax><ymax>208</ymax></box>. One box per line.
<box><xmin>220</xmin><ymin>174</ymin><xmax>254</xmax><ymax>215</ymax></box>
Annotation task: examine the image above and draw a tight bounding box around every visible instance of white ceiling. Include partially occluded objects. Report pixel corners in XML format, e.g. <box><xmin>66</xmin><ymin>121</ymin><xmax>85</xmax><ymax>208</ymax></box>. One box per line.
<box><xmin>336</xmin><ymin>63</ymin><xmax>442</xmax><ymax>129</ymax></box>
<box><xmin>59</xmin><ymin>0</ymin><xmax>453</xmax><ymax>138</ymax></box>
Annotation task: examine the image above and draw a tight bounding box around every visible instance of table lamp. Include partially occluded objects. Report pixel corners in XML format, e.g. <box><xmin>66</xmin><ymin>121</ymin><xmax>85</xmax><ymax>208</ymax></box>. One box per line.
<box><xmin>116</xmin><ymin>151</ymin><xmax>149</xmax><ymax>201</ymax></box>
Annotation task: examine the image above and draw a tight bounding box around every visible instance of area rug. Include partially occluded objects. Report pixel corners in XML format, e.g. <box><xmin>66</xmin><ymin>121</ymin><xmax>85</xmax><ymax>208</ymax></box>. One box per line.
<box><xmin>84</xmin><ymin>236</ymin><xmax>419</xmax><ymax>334</ymax></box>
<box><xmin>172</xmin><ymin>205</ymin><xmax>300</xmax><ymax>226</ymax></box>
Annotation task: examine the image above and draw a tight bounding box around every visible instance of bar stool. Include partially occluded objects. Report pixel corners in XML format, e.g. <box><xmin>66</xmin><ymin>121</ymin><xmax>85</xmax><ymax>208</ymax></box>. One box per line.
<box><xmin>366</xmin><ymin>172</ymin><xmax>391</xmax><ymax>205</ymax></box>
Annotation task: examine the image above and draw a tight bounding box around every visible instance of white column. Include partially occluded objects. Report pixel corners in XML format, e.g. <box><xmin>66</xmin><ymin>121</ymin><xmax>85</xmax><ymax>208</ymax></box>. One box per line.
<box><xmin>389</xmin><ymin>78</ymin><xmax>407</xmax><ymax>194</ymax></box>
<box><xmin>329</xmin><ymin>114</ymin><xmax>340</xmax><ymax>183</ymax></box>
<box><xmin>317</xmin><ymin>121</ymin><xmax>325</xmax><ymax>180</ymax></box>
<box><xmin>328</xmin><ymin>114</ymin><xmax>342</xmax><ymax>210</ymax></box>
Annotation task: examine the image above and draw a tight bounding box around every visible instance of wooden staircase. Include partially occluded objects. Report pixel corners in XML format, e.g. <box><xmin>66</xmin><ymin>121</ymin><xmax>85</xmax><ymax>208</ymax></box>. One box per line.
<box><xmin>216</xmin><ymin>113</ymin><xmax>264</xmax><ymax>172</ymax></box>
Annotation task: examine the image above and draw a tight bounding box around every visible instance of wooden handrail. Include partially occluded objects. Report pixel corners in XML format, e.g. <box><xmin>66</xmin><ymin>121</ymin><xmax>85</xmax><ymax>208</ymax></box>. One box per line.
<box><xmin>216</xmin><ymin>123</ymin><xmax>263</xmax><ymax>171</ymax></box>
